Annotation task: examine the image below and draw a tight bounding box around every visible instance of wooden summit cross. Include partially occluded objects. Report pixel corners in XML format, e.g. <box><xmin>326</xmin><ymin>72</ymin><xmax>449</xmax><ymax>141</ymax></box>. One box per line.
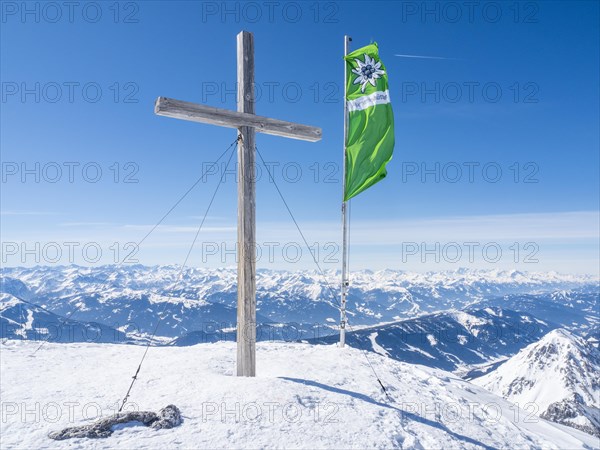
<box><xmin>154</xmin><ymin>31</ymin><xmax>322</xmax><ymax>377</ymax></box>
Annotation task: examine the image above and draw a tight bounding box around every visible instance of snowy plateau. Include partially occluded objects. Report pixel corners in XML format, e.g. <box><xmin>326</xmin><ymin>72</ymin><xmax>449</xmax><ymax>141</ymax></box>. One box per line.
<box><xmin>1</xmin><ymin>265</ymin><xmax>599</xmax><ymax>449</ymax></box>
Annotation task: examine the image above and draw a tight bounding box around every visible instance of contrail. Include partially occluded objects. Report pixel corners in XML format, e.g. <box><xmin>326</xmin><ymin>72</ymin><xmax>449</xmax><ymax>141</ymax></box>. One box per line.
<box><xmin>395</xmin><ymin>54</ymin><xmax>460</xmax><ymax>60</ymax></box>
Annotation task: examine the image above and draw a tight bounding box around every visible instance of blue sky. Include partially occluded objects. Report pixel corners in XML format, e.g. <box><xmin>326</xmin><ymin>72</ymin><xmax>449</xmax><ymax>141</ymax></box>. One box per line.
<box><xmin>1</xmin><ymin>1</ymin><xmax>599</xmax><ymax>273</ymax></box>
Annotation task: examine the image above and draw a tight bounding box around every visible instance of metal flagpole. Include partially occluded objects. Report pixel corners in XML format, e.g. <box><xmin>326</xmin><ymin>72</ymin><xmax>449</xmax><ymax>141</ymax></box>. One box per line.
<box><xmin>340</xmin><ymin>35</ymin><xmax>351</xmax><ymax>348</ymax></box>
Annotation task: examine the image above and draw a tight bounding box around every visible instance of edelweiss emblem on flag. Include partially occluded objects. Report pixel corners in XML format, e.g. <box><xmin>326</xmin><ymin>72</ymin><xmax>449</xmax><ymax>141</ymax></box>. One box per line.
<box><xmin>352</xmin><ymin>54</ymin><xmax>385</xmax><ymax>93</ymax></box>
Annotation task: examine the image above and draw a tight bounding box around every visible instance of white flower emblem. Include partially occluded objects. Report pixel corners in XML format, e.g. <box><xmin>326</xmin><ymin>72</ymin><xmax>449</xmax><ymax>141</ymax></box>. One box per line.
<box><xmin>351</xmin><ymin>54</ymin><xmax>385</xmax><ymax>93</ymax></box>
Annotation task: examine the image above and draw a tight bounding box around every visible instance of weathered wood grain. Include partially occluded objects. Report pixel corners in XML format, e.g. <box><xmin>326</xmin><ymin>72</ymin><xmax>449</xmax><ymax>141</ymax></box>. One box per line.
<box><xmin>236</xmin><ymin>30</ymin><xmax>256</xmax><ymax>377</ymax></box>
<box><xmin>155</xmin><ymin>97</ymin><xmax>322</xmax><ymax>142</ymax></box>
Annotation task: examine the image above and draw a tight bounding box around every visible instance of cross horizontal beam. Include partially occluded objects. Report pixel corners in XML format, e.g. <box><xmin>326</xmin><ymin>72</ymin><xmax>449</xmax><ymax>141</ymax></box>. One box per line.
<box><xmin>155</xmin><ymin>97</ymin><xmax>322</xmax><ymax>142</ymax></box>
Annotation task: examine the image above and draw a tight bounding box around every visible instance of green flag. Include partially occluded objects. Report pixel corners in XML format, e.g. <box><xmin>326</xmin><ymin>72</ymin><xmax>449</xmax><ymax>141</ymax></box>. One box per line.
<box><xmin>344</xmin><ymin>42</ymin><xmax>394</xmax><ymax>201</ymax></box>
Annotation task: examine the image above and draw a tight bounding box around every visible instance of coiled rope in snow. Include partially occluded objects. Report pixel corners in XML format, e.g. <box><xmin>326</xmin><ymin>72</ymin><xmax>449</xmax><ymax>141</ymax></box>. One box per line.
<box><xmin>49</xmin><ymin>405</ymin><xmax>182</xmax><ymax>440</ymax></box>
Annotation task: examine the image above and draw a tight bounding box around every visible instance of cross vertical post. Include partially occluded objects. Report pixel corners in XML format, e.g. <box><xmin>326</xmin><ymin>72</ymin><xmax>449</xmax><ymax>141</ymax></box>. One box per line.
<box><xmin>236</xmin><ymin>31</ymin><xmax>256</xmax><ymax>377</ymax></box>
<box><xmin>154</xmin><ymin>31</ymin><xmax>322</xmax><ymax>378</ymax></box>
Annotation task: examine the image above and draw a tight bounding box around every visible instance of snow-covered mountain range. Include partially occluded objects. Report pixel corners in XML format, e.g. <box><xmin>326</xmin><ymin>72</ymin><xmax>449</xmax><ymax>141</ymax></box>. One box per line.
<box><xmin>311</xmin><ymin>307</ymin><xmax>558</xmax><ymax>373</ymax></box>
<box><xmin>2</xmin><ymin>265</ymin><xmax>599</xmax><ymax>442</ymax></box>
<box><xmin>1</xmin><ymin>265</ymin><xmax>597</xmax><ymax>341</ymax></box>
<box><xmin>473</xmin><ymin>328</ymin><xmax>600</xmax><ymax>438</ymax></box>
<box><xmin>0</xmin><ymin>293</ymin><xmax>126</xmax><ymax>344</ymax></box>
<box><xmin>1</xmin><ymin>265</ymin><xmax>598</xmax><ymax>363</ymax></box>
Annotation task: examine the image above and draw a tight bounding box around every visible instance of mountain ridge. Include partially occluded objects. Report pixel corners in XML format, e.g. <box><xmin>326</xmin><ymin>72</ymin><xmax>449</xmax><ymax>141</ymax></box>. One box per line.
<box><xmin>473</xmin><ymin>328</ymin><xmax>600</xmax><ymax>438</ymax></box>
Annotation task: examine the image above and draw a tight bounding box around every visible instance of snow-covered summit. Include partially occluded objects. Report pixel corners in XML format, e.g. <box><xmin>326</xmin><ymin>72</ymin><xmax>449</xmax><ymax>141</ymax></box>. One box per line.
<box><xmin>1</xmin><ymin>340</ymin><xmax>597</xmax><ymax>449</ymax></box>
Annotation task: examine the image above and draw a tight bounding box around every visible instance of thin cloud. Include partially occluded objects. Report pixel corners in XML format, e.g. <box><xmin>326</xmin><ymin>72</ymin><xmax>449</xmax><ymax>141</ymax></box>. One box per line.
<box><xmin>1</xmin><ymin>210</ymin><xmax>56</xmax><ymax>216</ymax></box>
<box><xmin>59</xmin><ymin>222</ymin><xmax>114</xmax><ymax>227</ymax></box>
<box><xmin>258</xmin><ymin>211</ymin><xmax>600</xmax><ymax>243</ymax></box>
<box><xmin>347</xmin><ymin>211</ymin><xmax>600</xmax><ymax>244</ymax></box>
<box><xmin>122</xmin><ymin>224</ymin><xmax>236</xmax><ymax>233</ymax></box>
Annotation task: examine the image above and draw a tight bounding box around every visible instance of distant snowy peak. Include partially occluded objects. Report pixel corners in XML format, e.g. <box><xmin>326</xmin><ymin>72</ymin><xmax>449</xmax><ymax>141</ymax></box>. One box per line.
<box><xmin>474</xmin><ymin>328</ymin><xmax>600</xmax><ymax>437</ymax></box>
<box><xmin>475</xmin><ymin>329</ymin><xmax>600</xmax><ymax>409</ymax></box>
<box><xmin>0</xmin><ymin>277</ymin><xmax>32</xmax><ymax>301</ymax></box>
<box><xmin>519</xmin><ymin>329</ymin><xmax>599</xmax><ymax>379</ymax></box>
